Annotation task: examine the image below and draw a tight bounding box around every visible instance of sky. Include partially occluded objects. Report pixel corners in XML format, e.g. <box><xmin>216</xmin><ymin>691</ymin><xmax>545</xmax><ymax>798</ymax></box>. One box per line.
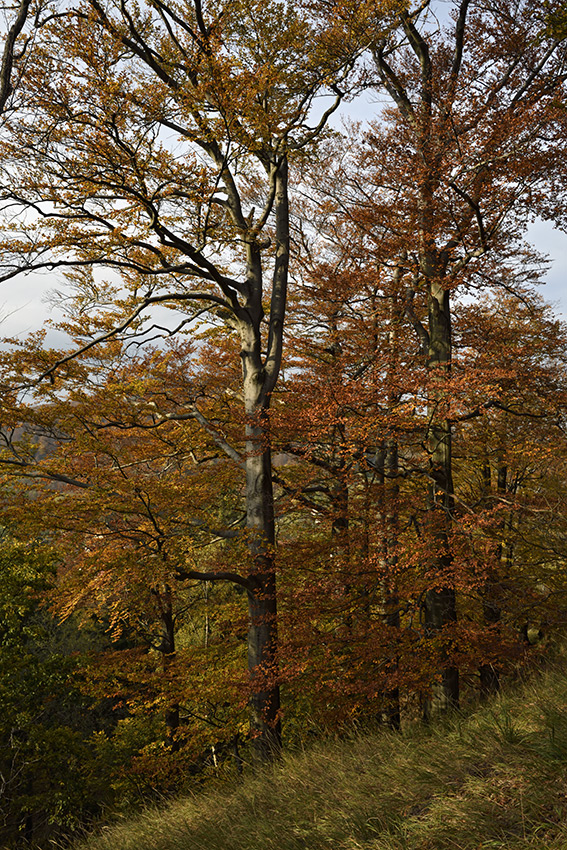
<box><xmin>1</xmin><ymin>205</ymin><xmax>565</xmax><ymax>350</ymax></box>
<box><xmin>1</xmin><ymin>217</ymin><xmax>564</xmax><ymax>350</ymax></box>
<box><xmin>526</xmin><ymin>220</ymin><xmax>567</xmax><ymax>317</ymax></box>
<box><xmin>1</xmin><ymin>1</ymin><xmax>566</xmax><ymax>346</ymax></box>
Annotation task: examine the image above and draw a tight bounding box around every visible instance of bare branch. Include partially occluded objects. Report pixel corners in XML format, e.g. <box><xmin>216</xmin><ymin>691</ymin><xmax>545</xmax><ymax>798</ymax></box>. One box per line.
<box><xmin>0</xmin><ymin>0</ymin><xmax>31</xmax><ymax>113</ymax></box>
<box><xmin>186</xmin><ymin>404</ymin><xmax>243</xmax><ymax>464</ymax></box>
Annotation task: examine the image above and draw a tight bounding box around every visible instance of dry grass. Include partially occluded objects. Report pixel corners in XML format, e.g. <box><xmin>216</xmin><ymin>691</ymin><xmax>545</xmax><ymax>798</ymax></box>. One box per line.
<box><xmin>73</xmin><ymin>662</ymin><xmax>567</xmax><ymax>850</ymax></box>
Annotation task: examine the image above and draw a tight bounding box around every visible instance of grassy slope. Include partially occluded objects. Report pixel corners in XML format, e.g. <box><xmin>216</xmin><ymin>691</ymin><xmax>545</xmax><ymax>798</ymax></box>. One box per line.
<box><xmin>75</xmin><ymin>662</ymin><xmax>567</xmax><ymax>850</ymax></box>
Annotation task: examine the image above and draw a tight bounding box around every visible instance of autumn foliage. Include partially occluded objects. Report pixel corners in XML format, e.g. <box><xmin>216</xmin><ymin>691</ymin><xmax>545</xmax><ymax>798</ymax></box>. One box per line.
<box><xmin>0</xmin><ymin>0</ymin><xmax>566</xmax><ymax>845</ymax></box>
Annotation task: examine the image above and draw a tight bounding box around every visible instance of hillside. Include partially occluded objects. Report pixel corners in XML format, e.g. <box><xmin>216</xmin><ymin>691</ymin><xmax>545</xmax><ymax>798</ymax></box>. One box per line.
<box><xmin>74</xmin><ymin>660</ymin><xmax>567</xmax><ymax>850</ymax></box>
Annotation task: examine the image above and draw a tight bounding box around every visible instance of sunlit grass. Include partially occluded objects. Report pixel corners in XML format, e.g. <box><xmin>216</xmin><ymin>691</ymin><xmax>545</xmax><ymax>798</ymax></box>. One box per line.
<box><xmin>73</xmin><ymin>660</ymin><xmax>567</xmax><ymax>850</ymax></box>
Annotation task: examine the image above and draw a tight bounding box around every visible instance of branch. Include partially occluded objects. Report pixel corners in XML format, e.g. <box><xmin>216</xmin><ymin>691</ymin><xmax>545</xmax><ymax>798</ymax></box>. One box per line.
<box><xmin>0</xmin><ymin>0</ymin><xmax>31</xmax><ymax>112</ymax></box>
<box><xmin>452</xmin><ymin>398</ymin><xmax>558</xmax><ymax>424</ymax></box>
<box><xmin>403</xmin><ymin>282</ymin><xmax>429</xmax><ymax>354</ymax></box>
<box><xmin>249</xmin><ymin>160</ymin><xmax>278</xmax><ymax>236</ymax></box>
<box><xmin>184</xmin><ymin>513</ymin><xmax>245</xmax><ymax>540</ymax></box>
<box><xmin>264</xmin><ymin>158</ymin><xmax>288</xmax><ymax>392</ymax></box>
<box><xmin>0</xmin><ymin>457</ymin><xmax>89</xmax><ymax>489</ymax></box>
<box><xmin>400</xmin><ymin>10</ymin><xmax>431</xmax><ymax>110</ymax></box>
<box><xmin>448</xmin><ymin>180</ymin><xmax>487</xmax><ymax>249</ymax></box>
<box><xmin>174</xmin><ymin>567</ymin><xmax>252</xmax><ymax>590</ymax></box>
<box><xmin>146</xmin><ymin>289</ymin><xmax>235</xmax><ymax>313</ymax></box>
<box><xmin>89</xmin><ymin>0</ymin><xmax>180</xmax><ymax>92</ymax></box>
<box><xmin>187</xmin><ymin>404</ymin><xmax>243</xmax><ymax>464</ymax></box>
<box><xmin>20</xmin><ymin>298</ymin><xmax>153</xmax><ymax>386</ymax></box>
<box><xmin>509</xmin><ymin>39</ymin><xmax>565</xmax><ymax>109</ymax></box>
<box><xmin>291</xmin><ymin>87</ymin><xmax>344</xmax><ymax>150</ymax></box>
<box><xmin>7</xmin><ymin>289</ymin><xmax>234</xmax><ymax>388</ymax></box>
<box><xmin>450</xmin><ymin>0</ymin><xmax>470</xmax><ymax>85</ymax></box>
<box><xmin>271</xmin><ymin>471</ymin><xmax>330</xmax><ymax>515</ymax></box>
<box><xmin>372</xmin><ymin>44</ymin><xmax>418</xmax><ymax>131</ymax></box>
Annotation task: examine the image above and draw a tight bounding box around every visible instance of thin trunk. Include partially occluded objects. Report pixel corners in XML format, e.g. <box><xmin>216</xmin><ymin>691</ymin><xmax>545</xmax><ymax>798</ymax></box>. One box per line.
<box><xmin>383</xmin><ymin>437</ymin><xmax>401</xmax><ymax>730</ymax></box>
<box><xmin>331</xmin><ymin>472</ymin><xmax>349</xmax><ymax>541</ymax></box>
<box><xmin>328</xmin><ymin>311</ymin><xmax>351</xmax><ymax>621</ymax></box>
<box><xmin>479</xmin><ymin>459</ymin><xmax>503</xmax><ymax>697</ymax></box>
<box><xmin>232</xmin><ymin>734</ymin><xmax>244</xmax><ymax>775</ymax></box>
<box><xmin>158</xmin><ymin>585</ymin><xmax>180</xmax><ymax>752</ymax></box>
<box><xmin>359</xmin><ymin>473</ymin><xmax>372</xmax><ymax>616</ymax></box>
<box><xmin>383</xmin><ymin>287</ymin><xmax>402</xmax><ymax>729</ymax></box>
<box><xmin>332</xmin><ymin>467</ymin><xmax>351</xmax><ymax>627</ymax></box>
<box><xmin>203</xmin><ymin>581</ymin><xmax>210</xmax><ymax>648</ymax></box>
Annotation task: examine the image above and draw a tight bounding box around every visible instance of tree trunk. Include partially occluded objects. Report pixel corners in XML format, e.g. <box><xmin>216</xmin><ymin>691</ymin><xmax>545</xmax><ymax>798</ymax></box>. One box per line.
<box><xmin>240</xmin><ymin>302</ymin><xmax>282</xmax><ymax>761</ymax></box>
<box><xmin>158</xmin><ymin>585</ymin><xmax>180</xmax><ymax>752</ymax></box>
<box><xmin>238</xmin><ymin>158</ymin><xmax>288</xmax><ymax>763</ymax></box>
<box><xmin>328</xmin><ymin>312</ymin><xmax>351</xmax><ymax>621</ymax></box>
<box><xmin>244</xmin><ymin>402</ymin><xmax>281</xmax><ymax>761</ymax></box>
<box><xmin>382</xmin><ymin>437</ymin><xmax>401</xmax><ymax>730</ymax></box>
<box><xmin>332</xmin><ymin>470</ymin><xmax>351</xmax><ymax>628</ymax></box>
<box><xmin>479</xmin><ymin>460</ymin><xmax>503</xmax><ymax>697</ymax></box>
<box><xmin>423</xmin><ymin>278</ymin><xmax>459</xmax><ymax>718</ymax></box>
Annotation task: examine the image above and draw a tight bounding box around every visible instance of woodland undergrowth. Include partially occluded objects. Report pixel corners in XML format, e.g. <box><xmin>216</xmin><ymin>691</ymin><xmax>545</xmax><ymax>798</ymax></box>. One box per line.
<box><xmin>69</xmin><ymin>654</ymin><xmax>567</xmax><ymax>850</ymax></box>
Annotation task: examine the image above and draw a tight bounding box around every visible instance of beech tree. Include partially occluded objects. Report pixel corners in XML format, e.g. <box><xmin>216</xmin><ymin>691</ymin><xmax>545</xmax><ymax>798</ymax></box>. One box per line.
<box><xmin>274</xmin><ymin>246</ymin><xmax>421</xmax><ymax>726</ymax></box>
<box><xmin>0</xmin><ymin>336</ymin><xmax>253</xmax><ymax>767</ymax></box>
<box><xmin>2</xmin><ymin>0</ymin><xmax>567</xmax><ymax>772</ymax></box>
<box><xmin>455</xmin><ymin>291</ymin><xmax>567</xmax><ymax>680</ymax></box>
<box><xmin>0</xmin><ymin>0</ymin><xmax>408</xmax><ymax>760</ymax></box>
<box><xmin>298</xmin><ymin>0</ymin><xmax>567</xmax><ymax>714</ymax></box>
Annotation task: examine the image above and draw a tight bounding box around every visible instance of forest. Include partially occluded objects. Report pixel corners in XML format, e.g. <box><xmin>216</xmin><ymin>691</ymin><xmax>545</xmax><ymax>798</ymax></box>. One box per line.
<box><xmin>0</xmin><ymin>0</ymin><xmax>566</xmax><ymax>845</ymax></box>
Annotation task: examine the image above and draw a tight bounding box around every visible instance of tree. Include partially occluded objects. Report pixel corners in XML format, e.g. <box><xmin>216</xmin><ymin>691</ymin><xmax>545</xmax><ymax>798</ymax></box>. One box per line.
<box><xmin>454</xmin><ymin>290</ymin><xmax>567</xmax><ymax>687</ymax></box>
<box><xmin>0</xmin><ymin>0</ymin><xmax>404</xmax><ymax>761</ymax></box>
<box><xmin>301</xmin><ymin>0</ymin><xmax>567</xmax><ymax>714</ymax></box>
<box><xmin>0</xmin><ymin>336</ymin><xmax>255</xmax><ymax>768</ymax></box>
<box><xmin>0</xmin><ymin>535</ymin><xmax>127</xmax><ymax>847</ymax></box>
<box><xmin>1</xmin><ymin>0</ymin><xmax>567</xmax><ymax>772</ymax></box>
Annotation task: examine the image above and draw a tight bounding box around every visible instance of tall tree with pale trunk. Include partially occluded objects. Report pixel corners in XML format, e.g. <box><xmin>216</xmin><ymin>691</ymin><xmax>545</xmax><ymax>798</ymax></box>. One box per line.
<box><xmin>0</xmin><ymin>0</ymin><xmax>404</xmax><ymax>760</ymax></box>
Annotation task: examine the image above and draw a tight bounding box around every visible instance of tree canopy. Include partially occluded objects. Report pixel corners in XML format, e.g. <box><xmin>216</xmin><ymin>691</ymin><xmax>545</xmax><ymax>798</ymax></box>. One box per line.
<box><xmin>0</xmin><ymin>0</ymin><xmax>566</xmax><ymax>844</ymax></box>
